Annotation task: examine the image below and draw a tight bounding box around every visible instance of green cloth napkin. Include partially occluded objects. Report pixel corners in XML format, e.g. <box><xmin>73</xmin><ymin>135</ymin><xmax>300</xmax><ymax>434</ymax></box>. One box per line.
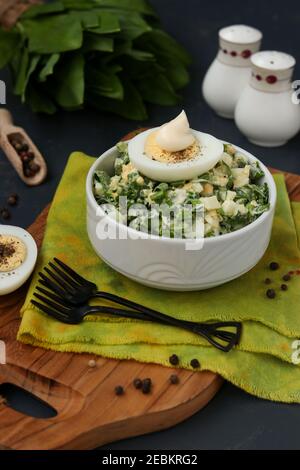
<box><xmin>19</xmin><ymin>153</ymin><xmax>300</xmax><ymax>403</ymax></box>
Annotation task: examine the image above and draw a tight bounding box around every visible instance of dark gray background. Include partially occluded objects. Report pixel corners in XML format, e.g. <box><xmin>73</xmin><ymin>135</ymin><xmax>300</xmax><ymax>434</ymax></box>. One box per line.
<box><xmin>1</xmin><ymin>0</ymin><xmax>300</xmax><ymax>450</ymax></box>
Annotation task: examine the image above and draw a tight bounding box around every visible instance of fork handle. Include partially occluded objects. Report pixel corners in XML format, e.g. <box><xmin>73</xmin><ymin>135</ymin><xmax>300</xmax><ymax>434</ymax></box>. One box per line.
<box><xmin>87</xmin><ymin>297</ymin><xmax>241</xmax><ymax>352</ymax></box>
<box><xmin>94</xmin><ymin>291</ymin><xmax>238</xmax><ymax>335</ymax></box>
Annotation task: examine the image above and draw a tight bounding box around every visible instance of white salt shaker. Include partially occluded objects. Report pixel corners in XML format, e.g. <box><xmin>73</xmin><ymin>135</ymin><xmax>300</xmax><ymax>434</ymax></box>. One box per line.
<box><xmin>235</xmin><ymin>51</ymin><xmax>300</xmax><ymax>147</ymax></box>
<box><xmin>202</xmin><ymin>24</ymin><xmax>262</xmax><ymax>118</ymax></box>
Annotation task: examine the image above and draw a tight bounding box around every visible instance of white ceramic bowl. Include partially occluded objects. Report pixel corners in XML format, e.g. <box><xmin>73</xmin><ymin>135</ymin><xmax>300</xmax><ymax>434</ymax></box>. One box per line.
<box><xmin>86</xmin><ymin>143</ymin><xmax>276</xmax><ymax>291</ymax></box>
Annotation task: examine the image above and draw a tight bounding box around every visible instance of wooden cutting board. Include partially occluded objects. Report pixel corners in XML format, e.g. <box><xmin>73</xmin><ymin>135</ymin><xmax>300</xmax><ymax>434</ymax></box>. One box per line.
<box><xmin>0</xmin><ymin>159</ymin><xmax>299</xmax><ymax>450</ymax></box>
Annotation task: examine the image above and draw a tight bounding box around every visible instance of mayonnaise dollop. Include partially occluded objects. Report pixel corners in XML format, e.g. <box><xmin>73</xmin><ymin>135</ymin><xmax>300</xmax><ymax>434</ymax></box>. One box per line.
<box><xmin>155</xmin><ymin>111</ymin><xmax>195</xmax><ymax>152</ymax></box>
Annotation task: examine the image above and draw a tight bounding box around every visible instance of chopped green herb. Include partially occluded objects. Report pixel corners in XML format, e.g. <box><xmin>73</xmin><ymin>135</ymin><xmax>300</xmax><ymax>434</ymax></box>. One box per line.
<box><xmin>93</xmin><ymin>143</ymin><xmax>270</xmax><ymax>239</ymax></box>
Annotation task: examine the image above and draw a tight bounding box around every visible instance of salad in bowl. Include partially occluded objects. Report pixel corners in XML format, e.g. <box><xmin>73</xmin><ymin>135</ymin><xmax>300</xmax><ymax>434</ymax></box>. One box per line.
<box><xmin>86</xmin><ymin>111</ymin><xmax>276</xmax><ymax>291</ymax></box>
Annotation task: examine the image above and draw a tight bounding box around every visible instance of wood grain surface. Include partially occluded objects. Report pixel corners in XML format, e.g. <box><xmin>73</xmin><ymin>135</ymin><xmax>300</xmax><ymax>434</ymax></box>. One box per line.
<box><xmin>0</xmin><ymin>209</ymin><xmax>222</xmax><ymax>449</ymax></box>
<box><xmin>0</xmin><ymin>159</ymin><xmax>298</xmax><ymax>450</ymax></box>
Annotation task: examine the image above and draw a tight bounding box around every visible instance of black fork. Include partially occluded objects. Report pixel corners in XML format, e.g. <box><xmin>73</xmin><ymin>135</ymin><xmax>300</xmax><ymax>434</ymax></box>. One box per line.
<box><xmin>33</xmin><ymin>258</ymin><xmax>242</xmax><ymax>352</ymax></box>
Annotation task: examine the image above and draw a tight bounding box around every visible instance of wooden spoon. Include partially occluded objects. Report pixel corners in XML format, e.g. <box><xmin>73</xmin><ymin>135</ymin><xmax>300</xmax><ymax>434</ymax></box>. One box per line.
<box><xmin>0</xmin><ymin>109</ymin><xmax>47</xmax><ymax>186</ymax></box>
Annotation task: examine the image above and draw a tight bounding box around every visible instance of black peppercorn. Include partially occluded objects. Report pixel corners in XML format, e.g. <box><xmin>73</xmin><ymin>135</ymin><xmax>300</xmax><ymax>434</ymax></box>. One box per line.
<box><xmin>114</xmin><ymin>385</ymin><xmax>124</xmax><ymax>396</ymax></box>
<box><xmin>169</xmin><ymin>374</ymin><xmax>179</xmax><ymax>385</ymax></box>
<box><xmin>266</xmin><ymin>289</ymin><xmax>276</xmax><ymax>299</ymax></box>
<box><xmin>264</xmin><ymin>278</ymin><xmax>272</xmax><ymax>285</ymax></box>
<box><xmin>133</xmin><ymin>378</ymin><xmax>142</xmax><ymax>389</ymax></box>
<box><xmin>21</xmin><ymin>143</ymin><xmax>29</xmax><ymax>152</ymax></box>
<box><xmin>282</xmin><ymin>274</ymin><xmax>291</xmax><ymax>282</ymax></box>
<box><xmin>28</xmin><ymin>161</ymin><xmax>40</xmax><ymax>173</ymax></box>
<box><xmin>169</xmin><ymin>354</ymin><xmax>179</xmax><ymax>366</ymax></box>
<box><xmin>190</xmin><ymin>358</ymin><xmax>200</xmax><ymax>369</ymax></box>
<box><xmin>142</xmin><ymin>378</ymin><xmax>152</xmax><ymax>394</ymax></box>
<box><xmin>24</xmin><ymin>167</ymin><xmax>35</xmax><ymax>177</ymax></box>
<box><xmin>27</xmin><ymin>152</ymin><xmax>35</xmax><ymax>160</ymax></box>
<box><xmin>269</xmin><ymin>262</ymin><xmax>279</xmax><ymax>271</ymax></box>
<box><xmin>21</xmin><ymin>154</ymin><xmax>30</xmax><ymax>163</ymax></box>
<box><xmin>14</xmin><ymin>142</ymin><xmax>22</xmax><ymax>151</ymax></box>
<box><xmin>0</xmin><ymin>208</ymin><xmax>10</xmax><ymax>220</ymax></box>
<box><xmin>281</xmin><ymin>284</ymin><xmax>288</xmax><ymax>291</ymax></box>
<box><xmin>7</xmin><ymin>194</ymin><xmax>18</xmax><ymax>206</ymax></box>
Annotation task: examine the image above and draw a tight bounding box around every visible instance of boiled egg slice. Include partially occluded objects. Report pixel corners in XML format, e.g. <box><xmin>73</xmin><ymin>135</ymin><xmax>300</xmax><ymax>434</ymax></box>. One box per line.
<box><xmin>128</xmin><ymin>112</ymin><xmax>223</xmax><ymax>182</ymax></box>
<box><xmin>0</xmin><ymin>225</ymin><xmax>37</xmax><ymax>295</ymax></box>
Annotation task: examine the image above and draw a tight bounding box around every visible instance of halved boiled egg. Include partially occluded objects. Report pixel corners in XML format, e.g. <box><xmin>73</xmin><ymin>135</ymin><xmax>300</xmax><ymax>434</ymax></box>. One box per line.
<box><xmin>128</xmin><ymin>111</ymin><xmax>223</xmax><ymax>182</ymax></box>
<box><xmin>0</xmin><ymin>225</ymin><xmax>37</xmax><ymax>295</ymax></box>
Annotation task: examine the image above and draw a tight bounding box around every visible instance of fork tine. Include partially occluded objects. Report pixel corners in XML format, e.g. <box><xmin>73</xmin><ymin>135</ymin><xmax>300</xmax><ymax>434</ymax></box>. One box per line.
<box><xmin>38</xmin><ymin>273</ymin><xmax>66</xmax><ymax>297</ymax></box>
<box><xmin>31</xmin><ymin>300</ymin><xmax>75</xmax><ymax>324</ymax></box>
<box><xmin>33</xmin><ymin>293</ymin><xmax>71</xmax><ymax>316</ymax></box>
<box><xmin>54</xmin><ymin>257</ymin><xmax>94</xmax><ymax>287</ymax></box>
<box><xmin>36</xmin><ymin>285</ymin><xmax>72</xmax><ymax>308</ymax></box>
<box><xmin>44</xmin><ymin>266</ymin><xmax>75</xmax><ymax>294</ymax></box>
<box><xmin>48</xmin><ymin>261</ymin><xmax>80</xmax><ymax>289</ymax></box>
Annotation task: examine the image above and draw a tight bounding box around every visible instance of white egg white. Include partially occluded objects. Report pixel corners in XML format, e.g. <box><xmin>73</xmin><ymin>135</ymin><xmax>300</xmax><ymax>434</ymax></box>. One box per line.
<box><xmin>0</xmin><ymin>225</ymin><xmax>37</xmax><ymax>296</ymax></box>
<box><xmin>128</xmin><ymin>128</ymin><xmax>224</xmax><ymax>182</ymax></box>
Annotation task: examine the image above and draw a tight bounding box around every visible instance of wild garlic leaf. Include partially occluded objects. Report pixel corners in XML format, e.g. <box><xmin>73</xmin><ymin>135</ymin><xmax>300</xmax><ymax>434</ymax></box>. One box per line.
<box><xmin>115</xmin><ymin>12</ymin><xmax>152</xmax><ymax>40</ymax></box>
<box><xmin>70</xmin><ymin>10</ymin><xmax>99</xmax><ymax>29</ymax></box>
<box><xmin>61</xmin><ymin>0</ymin><xmax>99</xmax><ymax>9</ymax></box>
<box><xmin>88</xmin><ymin>11</ymin><xmax>120</xmax><ymax>34</ymax></box>
<box><xmin>21</xmin><ymin>1</ymin><xmax>65</xmax><ymax>18</ymax></box>
<box><xmin>14</xmin><ymin>48</ymin><xmax>29</xmax><ymax>95</ymax></box>
<box><xmin>155</xmin><ymin>55</ymin><xmax>190</xmax><ymax>89</ymax></box>
<box><xmin>0</xmin><ymin>0</ymin><xmax>190</xmax><ymax>119</ymax></box>
<box><xmin>52</xmin><ymin>53</ymin><xmax>85</xmax><ymax>108</ymax></box>
<box><xmin>125</xmin><ymin>49</ymin><xmax>155</xmax><ymax>62</ymax></box>
<box><xmin>26</xmin><ymin>84</ymin><xmax>57</xmax><ymax>114</ymax></box>
<box><xmin>22</xmin><ymin>15</ymin><xmax>83</xmax><ymax>54</ymax></box>
<box><xmin>93</xmin><ymin>0</ymin><xmax>157</xmax><ymax>17</ymax></box>
<box><xmin>137</xmin><ymin>29</ymin><xmax>192</xmax><ymax>67</ymax></box>
<box><xmin>38</xmin><ymin>54</ymin><xmax>60</xmax><ymax>82</ymax></box>
<box><xmin>21</xmin><ymin>54</ymin><xmax>41</xmax><ymax>100</ymax></box>
<box><xmin>83</xmin><ymin>34</ymin><xmax>114</xmax><ymax>52</ymax></box>
<box><xmin>86</xmin><ymin>65</ymin><xmax>124</xmax><ymax>100</ymax></box>
<box><xmin>137</xmin><ymin>73</ymin><xmax>180</xmax><ymax>105</ymax></box>
<box><xmin>0</xmin><ymin>29</ymin><xmax>20</xmax><ymax>68</ymax></box>
<box><xmin>88</xmin><ymin>77</ymin><xmax>147</xmax><ymax>120</ymax></box>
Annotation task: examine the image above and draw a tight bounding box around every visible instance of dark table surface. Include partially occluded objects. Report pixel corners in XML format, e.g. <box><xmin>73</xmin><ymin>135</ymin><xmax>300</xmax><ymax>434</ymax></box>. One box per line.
<box><xmin>1</xmin><ymin>0</ymin><xmax>300</xmax><ymax>450</ymax></box>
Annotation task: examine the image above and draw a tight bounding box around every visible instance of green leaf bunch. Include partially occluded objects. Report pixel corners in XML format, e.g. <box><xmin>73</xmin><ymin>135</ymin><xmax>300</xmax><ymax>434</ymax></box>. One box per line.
<box><xmin>0</xmin><ymin>0</ymin><xmax>191</xmax><ymax>120</ymax></box>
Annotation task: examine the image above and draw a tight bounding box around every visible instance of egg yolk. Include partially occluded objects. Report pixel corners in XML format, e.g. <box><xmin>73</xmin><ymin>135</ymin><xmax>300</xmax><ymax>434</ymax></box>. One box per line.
<box><xmin>144</xmin><ymin>131</ymin><xmax>201</xmax><ymax>164</ymax></box>
<box><xmin>0</xmin><ymin>235</ymin><xmax>27</xmax><ymax>272</ymax></box>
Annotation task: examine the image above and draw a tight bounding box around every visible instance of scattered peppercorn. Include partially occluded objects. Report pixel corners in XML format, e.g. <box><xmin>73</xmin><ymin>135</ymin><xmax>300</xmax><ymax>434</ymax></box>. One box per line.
<box><xmin>264</xmin><ymin>278</ymin><xmax>272</xmax><ymax>285</ymax></box>
<box><xmin>115</xmin><ymin>385</ymin><xmax>124</xmax><ymax>396</ymax></box>
<box><xmin>133</xmin><ymin>378</ymin><xmax>142</xmax><ymax>389</ymax></box>
<box><xmin>266</xmin><ymin>288</ymin><xmax>276</xmax><ymax>299</ymax></box>
<box><xmin>169</xmin><ymin>354</ymin><xmax>179</xmax><ymax>366</ymax></box>
<box><xmin>190</xmin><ymin>358</ymin><xmax>200</xmax><ymax>369</ymax></box>
<box><xmin>282</xmin><ymin>274</ymin><xmax>291</xmax><ymax>282</ymax></box>
<box><xmin>269</xmin><ymin>262</ymin><xmax>279</xmax><ymax>271</ymax></box>
<box><xmin>7</xmin><ymin>193</ymin><xmax>18</xmax><ymax>206</ymax></box>
<box><xmin>88</xmin><ymin>359</ymin><xmax>96</xmax><ymax>368</ymax></box>
<box><xmin>169</xmin><ymin>374</ymin><xmax>180</xmax><ymax>385</ymax></box>
<box><xmin>0</xmin><ymin>208</ymin><xmax>10</xmax><ymax>220</ymax></box>
<box><xmin>142</xmin><ymin>378</ymin><xmax>152</xmax><ymax>394</ymax></box>
<box><xmin>281</xmin><ymin>284</ymin><xmax>288</xmax><ymax>291</ymax></box>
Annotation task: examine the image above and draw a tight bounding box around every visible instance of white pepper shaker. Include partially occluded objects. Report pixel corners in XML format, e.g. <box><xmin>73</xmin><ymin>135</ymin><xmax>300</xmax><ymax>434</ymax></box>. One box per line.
<box><xmin>202</xmin><ymin>24</ymin><xmax>262</xmax><ymax>118</ymax></box>
<box><xmin>235</xmin><ymin>51</ymin><xmax>300</xmax><ymax>147</ymax></box>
